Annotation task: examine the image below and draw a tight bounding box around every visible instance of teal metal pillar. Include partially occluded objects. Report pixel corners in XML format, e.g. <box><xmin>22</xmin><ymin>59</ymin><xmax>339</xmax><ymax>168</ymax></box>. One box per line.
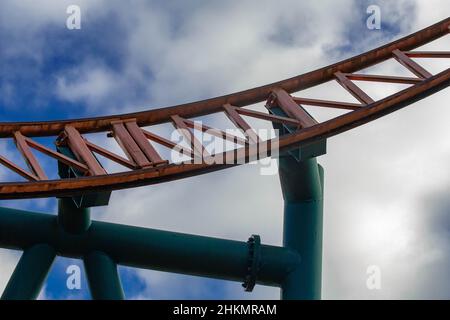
<box><xmin>58</xmin><ymin>197</ymin><xmax>124</xmax><ymax>300</ymax></box>
<box><xmin>279</xmin><ymin>155</ymin><xmax>324</xmax><ymax>300</ymax></box>
<box><xmin>58</xmin><ymin>198</ymin><xmax>91</xmax><ymax>234</ymax></box>
<box><xmin>84</xmin><ymin>251</ymin><xmax>125</xmax><ymax>300</ymax></box>
<box><xmin>269</xmin><ymin>102</ymin><xmax>325</xmax><ymax>299</ymax></box>
<box><xmin>1</xmin><ymin>243</ymin><xmax>56</xmax><ymax>300</ymax></box>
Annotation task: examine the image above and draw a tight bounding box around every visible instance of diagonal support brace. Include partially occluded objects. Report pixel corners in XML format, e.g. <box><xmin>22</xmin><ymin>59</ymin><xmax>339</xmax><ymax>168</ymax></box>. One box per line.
<box><xmin>1</xmin><ymin>243</ymin><xmax>56</xmax><ymax>300</ymax></box>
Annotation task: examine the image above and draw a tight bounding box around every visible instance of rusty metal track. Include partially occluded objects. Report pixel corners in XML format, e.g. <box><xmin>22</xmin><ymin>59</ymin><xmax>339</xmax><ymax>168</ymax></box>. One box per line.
<box><xmin>0</xmin><ymin>18</ymin><xmax>449</xmax><ymax>199</ymax></box>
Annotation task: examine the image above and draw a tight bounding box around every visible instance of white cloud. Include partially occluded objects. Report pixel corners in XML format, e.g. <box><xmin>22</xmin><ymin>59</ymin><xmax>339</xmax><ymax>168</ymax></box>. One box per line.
<box><xmin>56</xmin><ymin>66</ymin><xmax>120</xmax><ymax>106</ymax></box>
<box><xmin>0</xmin><ymin>249</ymin><xmax>20</xmax><ymax>295</ymax></box>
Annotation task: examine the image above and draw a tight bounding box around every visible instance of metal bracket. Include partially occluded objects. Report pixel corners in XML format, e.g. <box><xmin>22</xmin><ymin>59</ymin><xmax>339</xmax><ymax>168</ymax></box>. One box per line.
<box><xmin>56</xmin><ymin>145</ymin><xmax>111</xmax><ymax>208</ymax></box>
<box><xmin>242</xmin><ymin>234</ymin><xmax>261</xmax><ymax>292</ymax></box>
<box><xmin>266</xmin><ymin>103</ymin><xmax>327</xmax><ymax>161</ymax></box>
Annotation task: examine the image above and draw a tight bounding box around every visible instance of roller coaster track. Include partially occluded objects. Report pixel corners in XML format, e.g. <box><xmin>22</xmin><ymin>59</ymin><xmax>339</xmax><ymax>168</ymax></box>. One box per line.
<box><xmin>0</xmin><ymin>18</ymin><xmax>449</xmax><ymax>200</ymax></box>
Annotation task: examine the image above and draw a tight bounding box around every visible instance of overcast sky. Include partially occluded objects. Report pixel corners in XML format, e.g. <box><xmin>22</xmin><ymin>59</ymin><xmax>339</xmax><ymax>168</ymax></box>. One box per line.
<box><xmin>0</xmin><ymin>0</ymin><xmax>449</xmax><ymax>299</ymax></box>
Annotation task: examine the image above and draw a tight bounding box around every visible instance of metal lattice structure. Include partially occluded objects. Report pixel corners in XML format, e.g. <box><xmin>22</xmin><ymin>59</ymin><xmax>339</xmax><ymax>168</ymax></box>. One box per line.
<box><xmin>0</xmin><ymin>18</ymin><xmax>449</xmax><ymax>300</ymax></box>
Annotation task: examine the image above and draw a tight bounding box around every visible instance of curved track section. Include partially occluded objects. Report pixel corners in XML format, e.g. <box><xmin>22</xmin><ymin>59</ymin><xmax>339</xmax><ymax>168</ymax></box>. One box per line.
<box><xmin>0</xmin><ymin>18</ymin><xmax>449</xmax><ymax>199</ymax></box>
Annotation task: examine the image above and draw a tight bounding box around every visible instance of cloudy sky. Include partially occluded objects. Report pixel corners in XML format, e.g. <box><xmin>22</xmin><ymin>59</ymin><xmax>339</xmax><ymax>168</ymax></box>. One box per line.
<box><xmin>0</xmin><ymin>0</ymin><xmax>449</xmax><ymax>299</ymax></box>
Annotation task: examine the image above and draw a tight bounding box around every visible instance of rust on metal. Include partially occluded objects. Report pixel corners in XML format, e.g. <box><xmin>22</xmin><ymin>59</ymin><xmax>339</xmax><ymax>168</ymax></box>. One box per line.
<box><xmin>291</xmin><ymin>97</ymin><xmax>363</xmax><ymax>110</ymax></box>
<box><xmin>84</xmin><ymin>140</ymin><xmax>137</xmax><ymax>170</ymax></box>
<box><xmin>26</xmin><ymin>135</ymin><xmax>89</xmax><ymax>173</ymax></box>
<box><xmin>141</xmin><ymin>128</ymin><xmax>195</xmax><ymax>158</ymax></box>
<box><xmin>183</xmin><ymin>118</ymin><xmax>248</xmax><ymax>145</ymax></box>
<box><xmin>111</xmin><ymin>121</ymin><xmax>153</xmax><ymax>168</ymax></box>
<box><xmin>334</xmin><ymin>71</ymin><xmax>375</xmax><ymax>105</ymax></box>
<box><xmin>344</xmin><ymin>73</ymin><xmax>423</xmax><ymax>84</ymax></box>
<box><xmin>13</xmin><ymin>132</ymin><xmax>48</xmax><ymax>180</ymax></box>
<box><xmin>270</xmin><ymin>89</ymin><xmax>318</xmax><ymax>128</ymax></box>
<box><xmin>223</xmin><ymin>104</ymin><xmax>260</xmax><ymax>143</ymax></box>
<box><xmin>392</xmin><ymin>49</ymin><xmax>433</xmax><ymax>79</ymax></box>
<box><xmin>0</xmin><ymin>18</ymin><xmax>446</xmax><ymax>139</ymax></box>
<box><xmin>404</xmin><ymin>51</ymin><xmax>450</xmax><ymax>58</ymax></box>
<box><xmin>0</xmin><ymin>19</ymin><xmax>448</xmax><ymax>199</ymax></box>
<box><xmin>1</xmin><ymin>67</ymin><xmax>445</xmax><ymax>200</ymax></box>
<box><xmin>171</xmin><ymin>115</ymin><xmax>210</xmax><ymax>157</ymax></box>
<box><xmin>123</xmin><ymin>120</ymin><xmax>167</xmax><ymax>166</ymax></box>
<box><xmin>234</xmin><ymin>107</ymin><xmax>301</xmax><ymax>128</ymax></box>
<box><xmin>0</xmin><ymin>154</ymin><xmax>39</xmax><ymax>181</ymax></box>
<box><xmin>63</xmin><ymin>126</ymin><xmax>106</xmax><ymax>175</ymax></box>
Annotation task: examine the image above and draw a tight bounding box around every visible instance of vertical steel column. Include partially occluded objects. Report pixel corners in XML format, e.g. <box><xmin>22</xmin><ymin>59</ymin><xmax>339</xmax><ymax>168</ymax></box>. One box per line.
<box><xmin>58</xmin><ymin>198</ymin><xmax>91</xmax><ymax>234</ymax></box>
<box><xmin>84</xmin><ymin>251</ymin><xmax>125</xmax><ymax>300</ymax></box>
<box><xmin>279</xmin><ymin>155</ymin><xmax>324</xmax><ymax>300</ymax></box>
<box><xmin>58</xmin><ymin>197</ymin><xmax>124</xmax><ymax>300</ymax></box>
<box><xmin>1</xmin><ymin>243</ymin><xmax>56</xmax><ymax>300</ymax></box>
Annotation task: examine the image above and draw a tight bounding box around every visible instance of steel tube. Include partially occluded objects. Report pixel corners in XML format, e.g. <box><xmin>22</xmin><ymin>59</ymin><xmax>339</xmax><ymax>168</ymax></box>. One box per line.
<box><xmin>57</xmin><ymin>198</ymin><xmax>91</xmax><ymax>234</ymax></box>
<box><xmin>84</xmin><ymin>251</ymin><xmax>125</xmax><ymax>300</ymax></box>
<box><xmin>0</xmin><ymin>207</ymin><xmax>299</xmax><ymax>287</ymax></box>
<box><xmin>1</xmin><ymin>243</ymin><xmax>56</xmax><ymax>300</ymax></box>
<box><xmin>279</xmin><ymin>156</ymin><xmax>324</xmax><ymax>300</ymax></box>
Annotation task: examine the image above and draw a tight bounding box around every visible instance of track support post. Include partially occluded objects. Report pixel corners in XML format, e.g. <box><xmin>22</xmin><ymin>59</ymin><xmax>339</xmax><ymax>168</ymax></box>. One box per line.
<box><xmin>58</xmin><ymin>198</ymin><xmax>124</xmax><ymax>299</ymax></box>
<box><xmin>58</xmin><ymin>197</ymin><xmax>91</xmax><ymax>234</ymax></box>
<box><xmin>279</xmin><ymin>155</ymin><xmax>324</xmax><ymax>300</ymax></box>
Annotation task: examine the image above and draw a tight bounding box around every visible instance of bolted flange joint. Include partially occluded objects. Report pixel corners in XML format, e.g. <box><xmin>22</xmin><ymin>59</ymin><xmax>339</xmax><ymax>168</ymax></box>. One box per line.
<box><xmin>242</xmin><ymin>234</ymin><xmax>261</xmax><ymax>292</ymax></box>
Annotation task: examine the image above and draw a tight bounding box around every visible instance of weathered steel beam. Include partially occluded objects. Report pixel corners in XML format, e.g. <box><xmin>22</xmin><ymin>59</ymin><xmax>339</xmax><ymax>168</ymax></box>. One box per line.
<box><xmin>183</xmin><ymin>118</ymin><xmax>248</xmax><ymax>145</ymax></box>
<box><xmin>0</xmin><ymin>154</ymin><xmax>39</xmax><ymax>181</ymax></box>
<box><xmin>0</xmin><ymin>69</ymin><xmax>447</xmax><ymax>200</ymax></box>
<box><xmin>223</xmin><ymin>104</ymin><xmax>260</xmax><ymax>143</ymax></box>
<box><xmin>85</xmin><ymin>140</ymin><xmax>136</xmax><ymax>169</ymax></box>
<box><xmin>13</xmin><ymin>131</ymin><xmax>48</xmax><ymax>180</ymax></box>
<box><xmin>63</xmin><ymin>126</ymin><xmax>105</xmax><ymax>175</ymax></box>
<box><xmin>291</xmin><ymin>97</ymin><xmax>362</xmax><ymax>110</ymax></box>
<box><xmin>235</xmin><ymin>106</ymin><xmax>301</xmax><ymax>127</ymax></box>
<box><xmin>405</xmin><ymin>51</ymin><xmax>450</xmax><ymax>58</ymax></box>
<box><xmin>171</xmin><ymin>115</ymin><xmax>210</xmax><ymax>157</ymax></box>
<box><xmin>141</xmin><ymin>128</ymin><xmax>195</xmax><ymax>158</ymax></box>
<box><xmin>392</xmin><ymin>49</ymin><xmax>432</xmax><ymax>79</ymax></box>
<box><xmin>270</xmin><ymin>89</ymin><xmax>318</xmax><ymax>128</ymax></box>
<box><xmin>344</xmin><ymin>73</ymin><xmax>423</xmax><ymax>84</ymax></box>
<box><xmin>111</xmin><ymin>121</ymin><xmax>152</xmax><ymax>168</ymax></box>
<box><xmin>0</xmin><ymin>18</ymin><xmax>446</xmax><ymax>138</ymax></box>
<box><xmin>124</xmin><ymin>120</ymin><xmax>167</xmax><ymax>165</ymax></box>
<box><xmin>27</xmin><ymin>136</ymin><xmax>90</xmax><ymax>173</ymax></box>
<box><xmin>334</xmin><ymin>72</ymin><xmax>375</xmax><ymax>105</ymax></box>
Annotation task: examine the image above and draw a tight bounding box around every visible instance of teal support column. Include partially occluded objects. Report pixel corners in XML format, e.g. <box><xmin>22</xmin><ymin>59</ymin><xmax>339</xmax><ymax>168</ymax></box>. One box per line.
<box><xmin>84</xmin><ymin>251</ymin><xmax>125</xmax><ymax>300</ymax></box>
<box><xmin>279</xmin><ymin>155</ymin><xmax>324</xmax><ymax>300</ymax></box>
<box><xmin>58</xmin><ymin>197</ymin><xmax>91</xmax><ymax>234</ymax></box>
<box><xmin>1</xmin><ymin>243</ymin><xmax>56</xmax><ymax>300</ymax></box>
<box><xmin>59</xmin><ymin>197</ymin><xmax>122</xmax><ymax>300</ymax></box>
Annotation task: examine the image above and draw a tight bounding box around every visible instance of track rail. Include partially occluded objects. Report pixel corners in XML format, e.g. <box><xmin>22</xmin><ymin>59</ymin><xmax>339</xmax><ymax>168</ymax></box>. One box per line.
<box><xmin>0</xmin><ymin>18</ymin><xmax>449</xmax><ymax>199</ymax></box>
